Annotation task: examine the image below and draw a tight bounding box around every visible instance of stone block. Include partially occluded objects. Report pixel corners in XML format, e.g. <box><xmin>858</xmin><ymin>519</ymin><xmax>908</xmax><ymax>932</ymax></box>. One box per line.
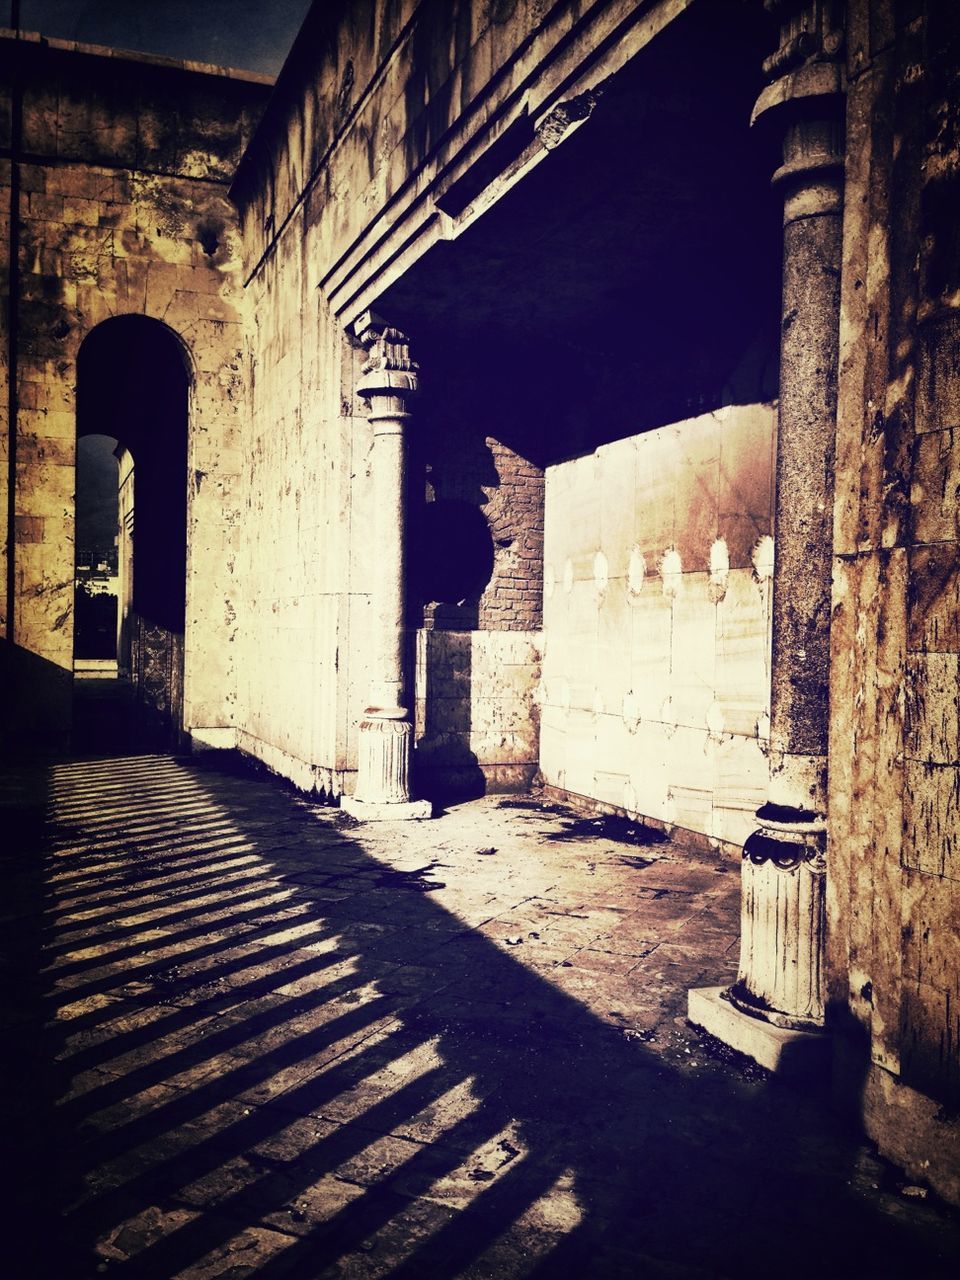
<box><xmin>598</xmin><ymin>434</ymin><xmax>637</xmax><ymax>566</ymax></box>
<box><xmin>916</xmin><ymin>312</ymin><xmax>960</xmax><ymax>435</ymax></box>
<box><xmin>595</xmin><ymin>578</ymin><xmax>631</xmax><ymax>709</ymax></box>
<box><xmin>538</xmin><ymin>718</ymin><xmax>566</xmax><ymax>790</ymax></box>
<box><xmin>674</xmin><ymin>414</ymin><xmax>720</xmax><ymax>569</ymax></box>
<box><xmin>14</xmin><ymin>515</ymin><xmax>43</xmax><ymax>543</ymax></box>
<box><xmin>719</xmin><ymin>401</ymin><xmax>776</xmax><ymax>568</ymax></box>
<box><xmin>900</xmin><ymin>978</ymin><xmax>960</xmax><ymax>1105</ymax></box>
<box><xmin>908</xmin><ymin>545</ymin><xmax>960</xmax><ymax>652</ymax></box>
<box><xmin>901</xmin><ymin>867</ymin><xmax>960</xmax><ymax>989</ymax></box>
<box><xmin>27</xmin><ymin>192</ymin><xmax>64</xmax><ymax>222</ymax></box>
<box><xmin>63</xmin><ymin>197</ymin><xmax>101</xmax><ymax>228</ymax></box>
<box><xmin>902</xmin><ymin>759</ymin><xmax>960</xmax><ymax>880</ymax></box>
<box><xmin>688</xmin><ymin>987</ymin><xmax>831</xmax><ymax>1077</ymax></box>
<box><xmin>594</xmin><ymin>708</ymin><xmax>634</xmax><ymax>779</ymax></box>
<box><xmin>715</xmin><ymin>568</ymin><xmax>769</xmax><ymax>737</ymax></box>
<box><xmin>670</xmin><ymin>574</ymin><xmax>716</xmax><ymax>731</ymax></box>
<box><xmin>905</xmin><ymin>652</ymin><xmax>960</xmax><ymax>764</ymax></box>
<box><xmin>562</xmin><ymin>706</ymin><xmax>597</xmax><ymax>798</ymax></box>
<box><xmin>713</xmin><ymin>733</ymin><xmax>767</xmax><ymax>847</ymax></box>
<box><xmin>634</xmin><ymin>425</ymin><xmax>678</xmax><ymax>559</ymax></box>
<box><xmin>626</xmin><ymin>720</ymin><xmax>671</xmax><ymax>822</ymax></box>
<box><xmin>911</xmin><ymin>428</ymin><xmax>960</xmax><ymax>545</ymax></box>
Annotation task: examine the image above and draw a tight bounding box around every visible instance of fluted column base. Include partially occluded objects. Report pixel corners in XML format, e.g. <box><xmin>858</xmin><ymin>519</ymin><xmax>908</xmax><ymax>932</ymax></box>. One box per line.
<box><xmin>730</xmin><ymin>807</ymin><xmax>826</xmax><ymax>1032</ymax></box>
<box><xmin>340</xmin><ymin>714</ymin><xmax>432</xmax><ymax>822</ymax></box>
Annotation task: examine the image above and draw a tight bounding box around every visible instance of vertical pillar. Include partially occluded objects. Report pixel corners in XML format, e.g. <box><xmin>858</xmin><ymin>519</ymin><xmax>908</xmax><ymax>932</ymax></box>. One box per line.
<box><xmin>689</xmin><ymin>0</ymin><xmax>845</xmax><ymax>1062</ymax></box>
<box><xmin>341</xmin><ymin>314</ymin><xmax>431</xmax><ymax>821</ymax></box>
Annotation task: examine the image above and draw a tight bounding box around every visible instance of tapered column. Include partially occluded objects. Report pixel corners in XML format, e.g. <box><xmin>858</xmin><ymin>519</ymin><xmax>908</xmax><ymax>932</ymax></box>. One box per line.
<box><xmin>341</xmin><ymin>314</ymin><xmax>431</xmax><ymax>821</ymax></box>
<box><xmin>689</xmin><ymin>1</ymin><xmax>844</xmax><ymax>1061</ymax></box>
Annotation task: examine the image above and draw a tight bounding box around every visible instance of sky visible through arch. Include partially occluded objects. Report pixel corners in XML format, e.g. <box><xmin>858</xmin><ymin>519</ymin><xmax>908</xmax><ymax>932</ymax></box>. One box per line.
<box><xmin>17</xmin><ymin>0</ymin><xmax>312</xmax><ymax>77</ymax></box>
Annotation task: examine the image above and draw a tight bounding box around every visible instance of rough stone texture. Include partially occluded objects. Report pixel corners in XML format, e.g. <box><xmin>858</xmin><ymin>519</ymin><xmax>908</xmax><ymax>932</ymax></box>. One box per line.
<box><xmin>540</xmin><ymin>403</ymin><xmax>776</xmax><ymax>848</ymax></box>
<box><xmin>769</xmin><ymin>208</ymin><xmax>842</xmax><ymax>765</ymax></box>
<box><xmin>418</xmin><ymin>425</ymin><xmax>544</xmax><ymax>634</ymax></box>
<box><xmin>827</xmin><ymin>0</ymin><xmax>960</xmax><ymax>1203</ymax></box>
<box><xmin>4</xmin><ymin>749</ymin><xmax>960</xmax><ymax>1278</ymax></box>
<box><xmin>0</xmin><ymin>31</ymin><xmax>271</xmax><ymax>751</ymax></box>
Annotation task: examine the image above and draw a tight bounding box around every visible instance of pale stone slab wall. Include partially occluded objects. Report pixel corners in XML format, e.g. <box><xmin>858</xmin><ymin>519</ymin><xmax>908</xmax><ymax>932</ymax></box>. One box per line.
<box><xmin>540</xmin><ymin>403</ymin><xmax>776</xmax><ymax>848</ymax></box>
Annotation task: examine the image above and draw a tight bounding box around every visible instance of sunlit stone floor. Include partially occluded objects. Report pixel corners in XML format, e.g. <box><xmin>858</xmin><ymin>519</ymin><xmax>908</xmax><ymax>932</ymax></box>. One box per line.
<box><xmin>2</xmin><ymin>752</ymin><xmax>959</xmax><ymax>1278</ymax></box>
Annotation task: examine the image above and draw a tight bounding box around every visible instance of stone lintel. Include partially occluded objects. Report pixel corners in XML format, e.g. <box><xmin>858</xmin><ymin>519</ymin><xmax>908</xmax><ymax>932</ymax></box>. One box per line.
<box><xmin>340</xmin><ymin>796</ymin><xmax>433</xmax><ymax>822</ymax></box>
<box><xmin>688</xmin><ymin>986</ymin><xmax>830</xmax><ymax>1078</ymax></box>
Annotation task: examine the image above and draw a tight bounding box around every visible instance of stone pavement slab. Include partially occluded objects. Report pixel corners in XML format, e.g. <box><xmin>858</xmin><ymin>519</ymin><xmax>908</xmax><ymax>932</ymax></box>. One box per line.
<box><xmin>2</xmin><ymin>752</ymin><xmax>960</xmax><ymax>1278</ymax></box>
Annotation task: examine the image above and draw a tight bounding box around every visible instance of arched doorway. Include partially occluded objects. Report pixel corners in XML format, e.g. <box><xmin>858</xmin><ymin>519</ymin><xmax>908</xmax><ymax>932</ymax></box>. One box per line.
<box><xmin>74</xmin><ymin>316</ymin><xmax>190</xmax><ymax>744</ymax></box>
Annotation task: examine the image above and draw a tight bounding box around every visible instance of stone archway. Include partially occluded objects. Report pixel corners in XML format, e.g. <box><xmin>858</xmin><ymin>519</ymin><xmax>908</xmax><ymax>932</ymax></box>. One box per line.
<box><xmin>75</xmin><ymin>315</ymin><xmax>191</xmax><ymax>742</ymax></box>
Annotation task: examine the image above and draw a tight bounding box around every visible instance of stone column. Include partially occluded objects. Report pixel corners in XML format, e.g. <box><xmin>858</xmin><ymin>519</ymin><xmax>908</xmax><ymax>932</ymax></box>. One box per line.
<box><xmin>689</xmin><ymin>0</ymin><xmax>845</xmax><ymax>1065</ymax></box>
<box><xmin>341</xmin><ymin>314</ymin><xmax>431</xmax><ymax>821</ymax></box>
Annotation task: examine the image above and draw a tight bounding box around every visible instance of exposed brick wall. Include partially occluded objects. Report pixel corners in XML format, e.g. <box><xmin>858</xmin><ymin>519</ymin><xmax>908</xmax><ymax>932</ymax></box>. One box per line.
<box><xmin>478</xmin><ymin>438</ymin><xmax>543</xmax><ymax>632</ymax></box>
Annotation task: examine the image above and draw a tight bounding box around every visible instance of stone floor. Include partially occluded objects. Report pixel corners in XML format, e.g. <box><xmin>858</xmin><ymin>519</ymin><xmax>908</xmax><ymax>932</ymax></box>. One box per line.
<box><xmin>3</xmin><ymin>748</ymin><xmax>960</xmax><ymax>1279</ymax></box>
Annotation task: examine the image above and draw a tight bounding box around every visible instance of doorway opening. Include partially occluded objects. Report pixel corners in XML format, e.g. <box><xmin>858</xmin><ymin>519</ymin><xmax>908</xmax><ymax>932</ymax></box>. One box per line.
<box><xmin>73</xmin><ymin>316</ymin><xmax>190</xmax><ymax>748</ymax></box>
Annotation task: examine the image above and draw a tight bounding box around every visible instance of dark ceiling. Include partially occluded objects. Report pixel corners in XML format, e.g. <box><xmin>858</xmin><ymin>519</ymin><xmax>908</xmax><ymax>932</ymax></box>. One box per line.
<box><xmin>380</xmin><ymin>0</ymin><xmax>782</xmax><ymax>461</ymax></box>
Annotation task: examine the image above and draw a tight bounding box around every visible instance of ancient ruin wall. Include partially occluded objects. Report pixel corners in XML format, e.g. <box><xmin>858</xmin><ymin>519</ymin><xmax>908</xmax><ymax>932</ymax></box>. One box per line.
<box><xmin>232</xmin><ymin>0</ymin><xmax>617</xmax><ymax>790</ymax></box>
<box><xmin>827</xmin><ymin>0</ymin><xmax>960</xmax><ymax>1202</ymax></box>
<box><xmin>0</xmin><ymin>33</ymin><xmax>270</xmax><ymax>747</ymax></box>
<box><xmin>540</xmin><ymin>403</ymin><xmax>776</xmax><ymax>849</ymax></box>
<box><xmin>232</xmin><ymin>207</ymin><xmax>375</xmax><ymax>792</ymax></box>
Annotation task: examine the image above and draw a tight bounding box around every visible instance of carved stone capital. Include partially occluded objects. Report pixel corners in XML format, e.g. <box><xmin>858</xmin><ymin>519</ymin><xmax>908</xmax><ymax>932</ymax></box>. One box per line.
<box><xmin>760</xmin><ymin>0</ymin><xmax>846</xmax><ymax>82</ymax></box>
<box><xmin>354</xmin><ymin>310</ymin><xmax>419</xmax><ymax>404</ymax></box>
<box><xmin>753</xmin><ymin>0</ymin><xmax>846</xmax><ymax>216</ymax></box>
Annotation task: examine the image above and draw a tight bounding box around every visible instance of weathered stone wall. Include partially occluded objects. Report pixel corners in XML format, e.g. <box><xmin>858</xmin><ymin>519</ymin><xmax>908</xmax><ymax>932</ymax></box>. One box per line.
<box><xmin>232</xmin><ymin>0</ymin><xmax>693</xmax><ymax>316</ymax></box>
<box><xmin>232</xmin><ymin>214</ymin><xmax>371</xmax><ymax>793</ymax></box>
<box><xmin>0</xmin><ymin>32</ymin><xmax>270</xmax><ymax>749</ymax></box>
<box><xmin>232</xmin><ymin>0</ymin><xmax>670</xmax><ymax>791</ymax></box>
<box><xmin>541</xmin><ymin>403</ymin><xmax>776</xmax><ymax>849</ymax></box>
<box><xmin>827</xmin><ymin>0</ymin><xmax>960</xmax><ymax>1203</ymax></box>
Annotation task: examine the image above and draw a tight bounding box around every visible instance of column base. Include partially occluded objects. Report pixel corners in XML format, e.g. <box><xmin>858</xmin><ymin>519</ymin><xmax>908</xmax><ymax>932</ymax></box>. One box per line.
<box><xmin>340</xmin><ymin>795</ymin><xmax>433</xmax><ymax>822</ymax></box>
<box><xmin>688</xmin><ymin>986</ymin><xmax>830</xmax><ymax>1079</ymax></box>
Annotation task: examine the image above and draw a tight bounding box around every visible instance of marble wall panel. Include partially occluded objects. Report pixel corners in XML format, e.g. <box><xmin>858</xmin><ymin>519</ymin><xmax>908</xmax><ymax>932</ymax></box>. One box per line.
<box><xmin>541</xmin><ymin>403</ymin><xmax>776</xmax><ymax>845</ymax></box>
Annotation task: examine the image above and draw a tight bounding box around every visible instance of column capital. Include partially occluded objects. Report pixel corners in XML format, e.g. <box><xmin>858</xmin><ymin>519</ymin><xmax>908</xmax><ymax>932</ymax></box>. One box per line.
<box><xmin>753</xmin><ymin>0</ymin><xmax>846</xmax><ymax>127</ymax></box>
<box><xmin>753</xmin><ymin>1</ymin><xmax>847</xmax><ymax>220</ymax></box>
<box><xmin>354</xmin><ymin>311</ymin><xmax>419</xmax><ymax>403</ymax></box>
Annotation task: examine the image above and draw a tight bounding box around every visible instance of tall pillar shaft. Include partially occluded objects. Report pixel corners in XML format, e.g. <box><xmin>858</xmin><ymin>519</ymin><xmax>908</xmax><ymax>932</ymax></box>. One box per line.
<box><xmin>730</xmin><ymin>2</ymin><xmax>846</xmax><ymax>1032</ymax></box>
<box><xmin>368</xmin><ymin>399</ymin><xmax>408</xmax><ymax>716</ymax></box>
<box><xmin>341</xmin><ymin>316</ymin><xmax>431</xmax><ymax>821</ymax></box>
